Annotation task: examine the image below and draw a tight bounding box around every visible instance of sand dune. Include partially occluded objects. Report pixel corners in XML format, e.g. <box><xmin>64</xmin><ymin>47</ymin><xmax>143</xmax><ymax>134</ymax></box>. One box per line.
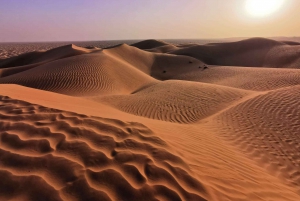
<box><xmin>131</xmin><ymin>39</ymin><xmax>170</xmax><ymax>50</ymax></box>
<box><xmin>0</xmin><ymin>41</ymin><xmax>137</xmax><ymax>60</ymax></box>
<box><xmin>282</xmin><ymin>41</ymin><xmax>300</xmax><ymax>46</ymax></box>
<box><xmin>0</xmin><ymin>44</ymin><xmax>95</xmax><ymax>69</ymax></box>
<box><xmin>170</xmin><ymin>38</ymin><xmax>284</xmax><ymax>66</ymax></box>
<box><xmin>0</xmin><ymin>44</ymin><xmax>205</xmax><ymax>96</ymax></box>
<box><xmin>0</xmin><ymin>46</ymin><xmax>157</xmax><ymax>96</ymax></box>
<box><xmin>0</xmin><ymin>38</ymin><xmax>300</xmax><ymax>200</ymax></box>
<box><xmin>0</xmin><ymin>62</ymin><xmax>45</xmax><ymax>78</ymax></box>
<box><xmin>145</xmin><ymin>44</ymin><xmax>179</xmax><ymax>53</ymax></box>
<box><xmin>169</xmin><ymin>38</ymin><xmax>300</xmax><ymax>68</ymax></box>
<box><xmin>100</xmin><ymin>80</ymin><xmax>250</xmax><ymax>123</ymax></box>
<box><xmin>206</xmin><ymin>85</ymin><xmax>300</xmax><ymax>192</ymax></box>
<box><xmin>1</xmin><ymin>85</ymin><xmax>299</xmax><ymax>201</ymax></box>
<box><xmin>264</xmin><ymin>44</ymin><xmax>300</xmax><ymax>68</ymax></box>
<box><xmin>0</xmin><ymin>95</ymin><xmax>208</xmax><ymax>201</ymax></box>
<box><xmin>170</xmin><ymin>66</ymin><xmax>300</xmax><ymax>91</ymax></box>
<box><xmin>103</xmin><ymin>44</ymin><xmax>154</xmax><ymax>74</ymax></box>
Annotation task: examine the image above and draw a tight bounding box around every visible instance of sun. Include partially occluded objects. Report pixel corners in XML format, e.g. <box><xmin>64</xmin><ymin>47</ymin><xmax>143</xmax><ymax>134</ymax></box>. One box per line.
<box><xmin>245</xmin><ymin>0</ymin><xmax>285</xmax><ymax>17</ymax></box>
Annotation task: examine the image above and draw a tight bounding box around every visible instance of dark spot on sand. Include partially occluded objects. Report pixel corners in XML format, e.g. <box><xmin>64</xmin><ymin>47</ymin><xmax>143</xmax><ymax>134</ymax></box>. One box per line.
<box><xmin>111</xmin><ymin>150</ymin><xmax>117</xmax><ymax>157</ymax></box>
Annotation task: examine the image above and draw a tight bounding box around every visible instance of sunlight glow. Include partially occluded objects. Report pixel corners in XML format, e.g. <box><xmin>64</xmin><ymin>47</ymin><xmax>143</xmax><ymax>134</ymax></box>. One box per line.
<box><xmin>245</xmin><ymin>0</ymin><xmax>285</xmax><ymax>17</ymax></box>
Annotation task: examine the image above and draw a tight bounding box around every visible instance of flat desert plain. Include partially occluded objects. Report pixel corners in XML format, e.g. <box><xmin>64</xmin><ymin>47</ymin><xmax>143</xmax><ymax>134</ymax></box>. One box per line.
<box><xmin>0</xmin><ymin>38</ymin><xmax>300</xmax><ymax>201</ymax></box>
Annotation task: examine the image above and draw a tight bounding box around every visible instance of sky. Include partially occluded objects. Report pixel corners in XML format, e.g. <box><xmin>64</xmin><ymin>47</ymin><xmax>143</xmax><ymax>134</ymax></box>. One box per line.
<box><xmin>0</xmin><ymin>0</ymin><xmax>299</xmax><ymax>42</ymax></box>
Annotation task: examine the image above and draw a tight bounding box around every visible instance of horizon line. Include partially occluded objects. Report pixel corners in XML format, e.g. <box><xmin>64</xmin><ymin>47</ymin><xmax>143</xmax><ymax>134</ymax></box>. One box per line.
<box><xmin>1</xmin><ymin>36</ymin><xmax>300</xmax><ymax>44</ymax></box>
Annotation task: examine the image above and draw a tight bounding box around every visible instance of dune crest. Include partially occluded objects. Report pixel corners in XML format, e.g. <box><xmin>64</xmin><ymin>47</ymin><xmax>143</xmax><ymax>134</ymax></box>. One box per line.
<box><xmin>131</xmin><ymin>39</ymin><xmax>170</xmax><ymax>49</ymax></box>
<box><xmin>0</xmin><ymin>44</ymin><xmax>95</xmax><ymax>69</ymax></box>
<box><xmin>169</xmin><ymin>38</ymin><xmax>300</xmax><ymax>68</ymax></box>
<box><xmin>0</xmin><ymin>45</ymin><xmax>157</xmax><ymax>96</ymax></box>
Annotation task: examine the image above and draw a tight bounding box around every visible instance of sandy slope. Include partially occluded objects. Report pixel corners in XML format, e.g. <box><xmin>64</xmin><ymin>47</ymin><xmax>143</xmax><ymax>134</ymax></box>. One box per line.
<box><xmin>0</xmin><ymin>38</ymin><xmax>300</xmax><ymax>201</ymax></box>
<box><xmin>0</xmin><ymin>95</ymin><xmax>209</xmax><ymax>201</ymax></box>
<box><xmin>0</xmin><ymin>45</ymin><xmax>157</xmax><ymax>96</ymax></box>
<box><xmin>0</xmin><ymin>85</ymin><xmax>299</xmax><ymax>201</ymax></box>
<box><xmin>100</xmin><ymin>80</ymin><xmax>251</xmax><ymax>123</ymax></box>
<box><xmin>169</xmin><ymin>66</ymin><xmax>300</xmax><ymax>91</ymax></box>
<box><xmin>205</xmin><ymin>86</ymin><xmax>300</xmax><ymax>192</ymax></box>
<box><xmin>145</xmin><ymin>44</ymin><xmax>179</xmax><ymax>53</ymax></box>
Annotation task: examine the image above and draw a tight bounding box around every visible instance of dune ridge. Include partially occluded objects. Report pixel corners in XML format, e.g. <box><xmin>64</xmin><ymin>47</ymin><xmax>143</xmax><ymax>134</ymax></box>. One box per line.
<box><xmin>169</xmin><ymin>38</ymin><xmax>300</xmax><ymax>68</ymax></box>
<box><xmin>0</xmin><ymin>45</ymin><xmax>157</xmax><ymax>96</ymax></box>
<box><xmin>131</xmin><ymin>39</ymin><xmax>170</xmax><ymax>50</ymax></box>
<box><xmin>0</xmin><ymin>44</ymin><xmax>96</xmax><ymax>69</ymax></box>
<box><xmin>0</xmin><ymin>44</ymin><xmax>206</xmax><ymax>96</ymax></box>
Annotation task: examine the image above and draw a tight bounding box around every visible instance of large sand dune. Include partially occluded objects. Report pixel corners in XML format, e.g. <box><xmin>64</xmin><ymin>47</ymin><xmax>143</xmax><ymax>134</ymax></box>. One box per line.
<box><xmin>169</xmin><ymin>38</ymin><xmax>300</xmax><ymax>68</ymax></box>
<box><xmin>100</xmin><ymin>80</ymin><xmax>250</xmax><ymax>123</ymax></box>
<box><xmin>0</xmin><ymin>95</ymin><xmax>209</xmax><ymax>201</ymax></box>
<box><xmin>206</xmin><ymin>85</ymin><xmax>300</xmax><ymax>192</ymax></box>
<box><xmin>0</xmin><ymin>38</ymin><xmax>300</xmax><ymax>201</ymax></box>
<box><xmin>0</xmin><ymin>44</ymin><xmax>96</xmax><ymax>69</ymax></box>
<box><xmin>0</xmin><ymin>45</ymin><xmax>156</xmax><ymax>96</ymax></box>
<box><xmin>131</xmin><ymin>39</ymin><xmax>170</xmax><ymax>50</ymax></box>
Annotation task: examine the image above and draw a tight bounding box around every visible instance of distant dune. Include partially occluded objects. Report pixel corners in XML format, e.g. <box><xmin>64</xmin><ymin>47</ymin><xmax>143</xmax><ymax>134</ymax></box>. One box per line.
<box><xmin>0</xmin><ymin>44</ymin><xmax>95</xmax><ymax>68</ymax></box>
<box><xmin>131</xmin><ymin>39</ymin><xmax>170</xmax><ymax>49</ymax></box>
<box><xmin>169</xmin><ymin>38</ymin><xmax>300</xmax><ymax>68</ymax></box>
<box><xmin>0</xmin><ymin>37</ymin><xmax>300</xmax><ymax>201</ymax></box>
<box><xmin>282</xmin><ymin>41</ymin><xmax>300</xmax><ymax>45</ymax></box>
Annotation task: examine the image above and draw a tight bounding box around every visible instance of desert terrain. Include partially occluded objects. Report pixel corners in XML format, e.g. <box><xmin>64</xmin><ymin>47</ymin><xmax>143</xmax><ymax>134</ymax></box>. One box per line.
<box><xmin>0</xmin><ymin>38</ymin><xmax>300</xmax><ymax>201</ymax></box>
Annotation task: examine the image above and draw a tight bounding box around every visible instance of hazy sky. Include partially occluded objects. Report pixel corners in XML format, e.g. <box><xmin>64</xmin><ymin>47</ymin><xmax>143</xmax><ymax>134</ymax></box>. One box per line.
<box><xmin>0</xmin><ymin>0</ymin><xmax>299</xmax><ymax>42</ymax></box>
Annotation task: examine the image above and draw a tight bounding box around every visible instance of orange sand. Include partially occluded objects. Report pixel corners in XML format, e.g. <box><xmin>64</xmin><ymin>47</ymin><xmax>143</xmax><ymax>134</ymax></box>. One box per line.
<box><xmin>0</xmin><ymin>38</ymin><xmax>300</xmax><ymax>201</ymax></box>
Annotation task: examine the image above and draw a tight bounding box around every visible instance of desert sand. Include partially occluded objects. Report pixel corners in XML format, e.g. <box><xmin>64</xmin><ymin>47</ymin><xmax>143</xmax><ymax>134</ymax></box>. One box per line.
<box><xmin>0</xmin><ymin>38</ymin><xmax>300</xmax><ymax>201</ymax></box>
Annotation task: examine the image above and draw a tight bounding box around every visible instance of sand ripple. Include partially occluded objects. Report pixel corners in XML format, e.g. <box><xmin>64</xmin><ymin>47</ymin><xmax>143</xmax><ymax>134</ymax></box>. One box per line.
<box><xmin>0</xmin><ymin>95</ymin><xmax>208</xmax><ymax>201</ymax></box>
